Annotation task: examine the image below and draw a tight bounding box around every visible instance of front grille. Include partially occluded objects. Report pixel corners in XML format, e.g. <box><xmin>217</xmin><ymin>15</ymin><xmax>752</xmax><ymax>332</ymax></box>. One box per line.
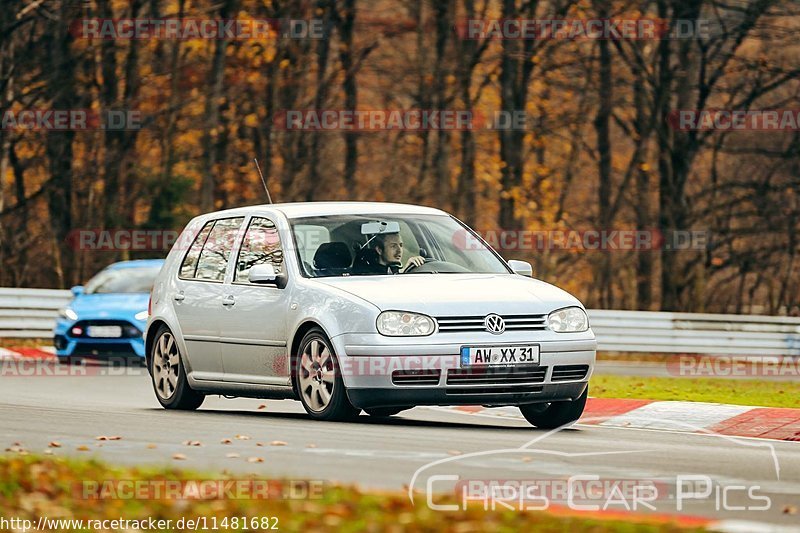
<box><xmin>72</xmin><ymin>342</ymin><xmax>136</xmax><ymax>355</ymax></box>
<box><xmin>69</xmin><ymin>320</ymin><xmax>141</xmax><ymax>339</ymax></box>
<box><xmin>446</xmin><ymin>385</ymin><xmax>544</xmax><ymax>396</ymax></box>
<box><xmin>551</xmin><ymin>365</ymin><xmax>589</xmax><ymax>382</ymax></box>
<box><xmin>435</xmin><ymin>314</ymin><xmax>547</xmax><ymax>333</ymax></box>
<box><xmin>391</xmin><ymin>369</ymin><xmax>441</xmax><ymax>386</ymax></box>
<box><xmin>446</xmin><ymin>365</ymin><xmax>548</xmax><ymax>386</ymax></box>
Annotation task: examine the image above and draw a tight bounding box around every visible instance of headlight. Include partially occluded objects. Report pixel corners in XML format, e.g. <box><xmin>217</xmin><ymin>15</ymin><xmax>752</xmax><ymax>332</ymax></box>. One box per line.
<box><xmin>547</xmin><ymin>307</ymin><xmax>588</xmax><ymax>333</ymax></box>
<box><xmin>58</xmin><ymin>308</ymin><xmax>78</xmax><ymax>321</ymax></box>
<box><xmin>134</xmin><ymin>311</ymin><xmax>149</xmax><ymax>321</ymax></box>
<box><xmin>377</xmin><ymin>311</ymin><xmax>435</xmax><ymax>336</ymax></box>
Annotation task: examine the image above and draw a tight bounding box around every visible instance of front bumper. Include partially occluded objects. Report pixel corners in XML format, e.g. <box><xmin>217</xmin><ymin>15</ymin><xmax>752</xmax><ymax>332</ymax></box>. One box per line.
<box><xmin>331</xmin><ymin>331</ymin><xmax>596</xmax><ymax>408</ymax></box>
<box><xmin>54</xmin><ymin>319</ymin><xmax>146</xmax><ymax>358</ymax></box>
<box><xmin>347</xmin><ymin>381</ymin><xmax>588</xmax><ymax>409</ymax></box>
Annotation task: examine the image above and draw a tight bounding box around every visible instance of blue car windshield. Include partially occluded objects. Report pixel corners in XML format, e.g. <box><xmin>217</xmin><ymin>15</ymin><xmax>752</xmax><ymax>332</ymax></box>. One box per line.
<box><xmin>84</xmin><ymin>266</ymin><xmax>161</xmax><ymax>294</ymax></box>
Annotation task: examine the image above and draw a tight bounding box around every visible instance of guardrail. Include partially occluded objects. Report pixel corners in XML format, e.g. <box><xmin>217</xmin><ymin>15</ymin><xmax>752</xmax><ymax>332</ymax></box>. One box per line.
<box><xmin>1</xmin><ymin>288</ymin><xmax>799</xmax><ymax>356</ymax></box>
<box><xmin>0</xmin><ymin>288</ymin><xmax>72</xmax><ymax>338</ymax></box>
<box><xmin>588</xmin><ymin>310</ymin><xmax>800</xmax><ymax>356</ymax></box>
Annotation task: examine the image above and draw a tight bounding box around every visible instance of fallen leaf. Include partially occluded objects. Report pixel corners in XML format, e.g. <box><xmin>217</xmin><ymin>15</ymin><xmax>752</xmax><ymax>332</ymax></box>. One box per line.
<box><xmin>306</xmin><ymin>444</ymin><xmax>317</xmax><ymax>448</ymax></box>
<box><xmin>257</xmin><ymin>404</ymin><xmax>267</xmax><ymax>410</ymax></box>
<box><xmin>48</xmin><ymin>442</ymin><xmax>62</xmax><ymax>448</ymax></box>
<box><xmin>783</xmin><ymin>505</ymin><xmax>798</xmax><ymax>515</ymax></box>
<box><xmin>247</xmin><ymin>457</ymin><xmax>264</xmax><ymax>463</ymax></box>
<box><xmin>182</xmin><ymin>440</ymin><xmax>202</xmax><ymax>447</ymax></box>
<box><xmin>521</xmin><ymin>457</ymin><xmax>533</xmax><ymax>463</ymax></box>
<box><xmin>108</xmin><ymin>436</ymin><xmax>122</xmax><ymax>441</ymax></box>
<box><xmin>220</xmin><ymin>438</ymin><xmax>232</xmax><ymax>445</ymax></box>
<box><xmin>235</xmin><ymin>434</ymin><xmax>251</xmax><ymax>440</ymax></box>
<box><xmin>147</xmin><ymin>444</ymin><xmax>157</xmax><ymax>449</ymax></box>
<box><xmin>270</xmin><ymin>440</ymin><xmax>287</xmax><ymax>447</ymax></box>
<box><xmin>226</xmin><ymin>453</ymin><xmax>240</xmax><ymax>459</ymax></box>
<box><xmin>77</xmin><ymin>445</ymin><xmax>90</xmax><ymax>452</ymax></box>
<box><xmin>172</xmin><ymin>453</ymin><xmax>187</xmax><ymax>461</ymax></box>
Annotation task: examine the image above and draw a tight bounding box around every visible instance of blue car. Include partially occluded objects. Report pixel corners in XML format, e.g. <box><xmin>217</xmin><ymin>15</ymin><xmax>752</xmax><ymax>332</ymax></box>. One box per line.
<box><xmin>54</xmin><ymin>259</ymin><xmax>165</xmax><ymax>361</ymax></box>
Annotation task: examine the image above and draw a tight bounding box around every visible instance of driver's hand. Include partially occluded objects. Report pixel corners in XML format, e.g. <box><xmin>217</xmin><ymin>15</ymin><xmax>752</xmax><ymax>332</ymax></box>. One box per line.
<box><xmin>403</xmin><ymin>256</ymin><xmax>425</xmax><ymax>272</ymax></box>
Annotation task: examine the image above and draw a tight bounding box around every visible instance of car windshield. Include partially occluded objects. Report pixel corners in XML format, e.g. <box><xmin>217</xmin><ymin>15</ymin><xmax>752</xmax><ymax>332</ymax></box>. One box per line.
<box><xmin>84</xmin><ymin>266</ymin><xmax>161</xmax><ymax>294</ymax></box>
<box><xmin>289</xmin><ymin>214</ymin><xmax>510</xmax><ymax>278</ymax></box>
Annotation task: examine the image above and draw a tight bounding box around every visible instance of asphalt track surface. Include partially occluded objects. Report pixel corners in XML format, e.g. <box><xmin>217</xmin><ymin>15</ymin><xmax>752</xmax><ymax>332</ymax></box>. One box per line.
<box><xmin>1</xmin><ymin>367</ymin><xmax>799</xmax><ymax>528</ymax></box>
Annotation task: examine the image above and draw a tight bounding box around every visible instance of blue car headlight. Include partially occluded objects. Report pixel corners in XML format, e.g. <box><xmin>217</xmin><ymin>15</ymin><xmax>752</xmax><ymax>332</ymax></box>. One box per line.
<box><xmin>58</xmin><ymin>307</ymin><xmax>78</xmax><ymax>321</ymax></box>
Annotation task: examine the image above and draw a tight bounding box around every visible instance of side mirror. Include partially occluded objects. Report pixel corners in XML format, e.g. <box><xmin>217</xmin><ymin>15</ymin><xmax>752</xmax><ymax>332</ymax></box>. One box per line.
<box><xmin>248</xmin><ymin>264</ymin><xmax>287</xmax><ymax>288</ymax></box>
<box><xmin>71</xmin><ymin>285</ymin><xmax>84</xmax><ymax>297</ymax></box>
<box><xmin>507</xmin><ymin>260</ymin><xmax>533</xmax><ymax>277</ymax></box>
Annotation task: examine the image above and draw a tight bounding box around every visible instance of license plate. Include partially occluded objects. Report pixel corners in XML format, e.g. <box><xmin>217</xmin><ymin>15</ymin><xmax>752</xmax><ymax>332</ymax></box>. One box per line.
<box><xmin>461</xmin><ymin>345</ymin><xmax>540</xmax><ymax>366</ymax></box>
<box><xmin>87</xmin><ymin>326</ymin><xmax>122</xmax><ymax>338</ymax></box>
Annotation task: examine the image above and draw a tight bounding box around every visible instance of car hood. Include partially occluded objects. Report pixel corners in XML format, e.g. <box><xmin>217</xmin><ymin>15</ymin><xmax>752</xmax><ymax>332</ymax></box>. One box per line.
<box><xmin>70</xmin><ymin>293</ymin><xmax>149</xmax><ymax>319</ymax></box>
<box><xmin>315</xmin><ymin>274</ymin><xmax>581</xmax><ymax>316</ymax></box>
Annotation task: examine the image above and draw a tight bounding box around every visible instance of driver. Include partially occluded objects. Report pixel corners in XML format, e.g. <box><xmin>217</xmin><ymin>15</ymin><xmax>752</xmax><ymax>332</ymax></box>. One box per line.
<box><xmin>354</xmin><ymin>233</ymin><xmax>425</xmax><ymax>275</ymax></box>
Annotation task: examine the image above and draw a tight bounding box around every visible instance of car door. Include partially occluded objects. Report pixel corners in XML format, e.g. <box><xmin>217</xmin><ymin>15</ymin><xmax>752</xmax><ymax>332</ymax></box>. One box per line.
<box><xmin>173</xmin><ymin>217</ymin><xmax>244</xmax><ymax>381</ymax></box>
<box><xmin>218</xmin><ymin>215</ymin><xmax>291</xmax><ymax>385</ymax></box>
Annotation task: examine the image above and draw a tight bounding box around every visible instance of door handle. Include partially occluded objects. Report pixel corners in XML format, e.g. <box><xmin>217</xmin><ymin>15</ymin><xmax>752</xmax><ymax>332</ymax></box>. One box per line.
<box><xmin>173</xmin><ymin>292</ymin><xmax>185</xmax><ymax>302</ymax></box>
<box><xmin>222</xmin><ymin>295</ymin><xmax>235</xmax><ymax>306</ymax></box>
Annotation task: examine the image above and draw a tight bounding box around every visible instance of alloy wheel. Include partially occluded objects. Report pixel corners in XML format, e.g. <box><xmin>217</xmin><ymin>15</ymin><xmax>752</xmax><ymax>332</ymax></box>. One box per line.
<box><xmin>298</xmin><ymin>338</ymin><xmax>336</xmax><ymax>412</ymax></box>
<box><xmin>153</xmin><ymin>332</ymin><xmax>180</xmax><ymax>400</ymax></box>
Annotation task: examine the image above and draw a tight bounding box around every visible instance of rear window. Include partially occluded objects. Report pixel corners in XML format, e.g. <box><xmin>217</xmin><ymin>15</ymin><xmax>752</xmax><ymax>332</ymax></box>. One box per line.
<box><xmin>179</xmin><ymin>221</ymin><xmax>214</xmax><ymax>279</ymax></box>
<box><xmin>194</xmin><ymin>218</ymin><xmax>245</xmax><ymax>281</ymax></box>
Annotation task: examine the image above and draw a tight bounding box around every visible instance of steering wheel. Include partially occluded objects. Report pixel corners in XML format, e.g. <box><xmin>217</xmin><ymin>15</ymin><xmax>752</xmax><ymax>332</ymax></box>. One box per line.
<box><xmin>403</xmin><ymin>260</ymin><xmax>469</xmax><ymax>274</ymax></box>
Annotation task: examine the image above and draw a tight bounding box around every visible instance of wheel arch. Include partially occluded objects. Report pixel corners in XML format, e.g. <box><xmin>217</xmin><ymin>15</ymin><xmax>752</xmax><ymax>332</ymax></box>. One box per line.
<box><xmin>289</xmin><ymin>320</ymin><xmax>331</xmax><ymax>393</ymax></box>
<box><xmin>145</xmin><ymin>319</ymin><xmax>169</xmax><ymax>373</ymax></box>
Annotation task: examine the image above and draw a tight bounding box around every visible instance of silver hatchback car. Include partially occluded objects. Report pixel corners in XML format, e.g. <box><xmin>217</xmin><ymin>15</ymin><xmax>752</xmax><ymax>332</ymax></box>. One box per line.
<box><xmin>146</xmin><ymin>202</ymin><xmax>596</xmax><ymax>427</ymax></box>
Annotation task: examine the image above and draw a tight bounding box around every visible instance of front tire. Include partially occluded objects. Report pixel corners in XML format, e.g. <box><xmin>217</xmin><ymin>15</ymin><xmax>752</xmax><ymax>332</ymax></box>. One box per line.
<box><xmin>295</xmin><ymin>327</ymin><xmax>359</xmax><ymax>421</ymax></box>
<box><xmin>519</xmin><ymin>386</ymin><xmax>588</xmax><ymax>429</ymax></box>
<box><xmin>150</xmin><ymin>325</ymin><xmax>204</xmax><ymax>410</ymax></box>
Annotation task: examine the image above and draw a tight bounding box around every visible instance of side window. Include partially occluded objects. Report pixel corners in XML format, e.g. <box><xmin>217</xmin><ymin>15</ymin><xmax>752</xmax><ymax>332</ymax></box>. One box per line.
<box><xmin>194</xmin><ymin>217</ymin><xmax>244</xmax><ymax>281</ymax></box>
<box><xmin>179</xmin><ymin>221</ymin><xmax>214</xmax><ymax>279</ymax></box>
<box><xmin>235</xmin><ymin>217</ymin><xmax>284</xmax><ymax>282</ymax></box>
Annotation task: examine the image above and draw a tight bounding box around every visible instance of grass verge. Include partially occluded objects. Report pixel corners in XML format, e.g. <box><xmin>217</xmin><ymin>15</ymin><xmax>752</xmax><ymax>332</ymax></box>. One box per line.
<box><xmin>0</xmin><ymin>456</ymin><xmax>705</xmax><ymax>532</ymax></box>
<box><xmin>590</xmin><ymin>375</ymin><xmax>800</xmax><ymax>409</ymax></box>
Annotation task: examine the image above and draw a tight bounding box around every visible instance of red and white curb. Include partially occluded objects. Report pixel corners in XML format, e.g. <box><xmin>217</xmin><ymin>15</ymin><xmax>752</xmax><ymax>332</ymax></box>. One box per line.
<box><xmin>0</xmin><ymin>346</ymin><xmax>56</xmax><ymax>360</ymax></box>
<box><xmin>439</xmin><ymin>398</ymin><xmax>800</xmax><ymax>442</ymax></box>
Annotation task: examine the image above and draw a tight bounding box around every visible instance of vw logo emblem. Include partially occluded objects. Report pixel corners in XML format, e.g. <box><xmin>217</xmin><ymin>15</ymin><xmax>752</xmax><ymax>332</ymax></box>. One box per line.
<box><xmin>484</xmin><ymin>314</ymin><xmax>505</xmax><ymax>334</ymax></box>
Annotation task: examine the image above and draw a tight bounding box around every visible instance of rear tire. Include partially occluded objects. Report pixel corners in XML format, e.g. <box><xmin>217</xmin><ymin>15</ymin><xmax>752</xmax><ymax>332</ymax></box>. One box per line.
<box><xmin>519</xmin><ymin>386</ymin><xmax>587</xmax><ymax>429</ymax></box>
<box><xmin>150</xmin><ymin>325</ymin><xmax>204</xmax><ymax>410</ymax></box>
<box><xmin>295</xmin><ymin>327</ymin><xmax>360</xmax><ymax>421</ymax></box>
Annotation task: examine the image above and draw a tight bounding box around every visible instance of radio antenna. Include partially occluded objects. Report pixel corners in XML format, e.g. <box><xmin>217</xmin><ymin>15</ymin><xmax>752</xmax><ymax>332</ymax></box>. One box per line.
<box><xmin>253</xmin><ymin>158</ymin><xmax>273</xmax><ymax>204</ymax></box>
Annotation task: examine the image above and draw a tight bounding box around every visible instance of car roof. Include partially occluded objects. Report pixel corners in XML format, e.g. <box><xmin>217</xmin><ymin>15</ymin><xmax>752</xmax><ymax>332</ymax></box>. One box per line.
<box><xmin>201</xmin><ymin>201</ymin><xmax>448</xmax><ymax>220</ymax></box>
<box><xmin>106</xmin><ymin>259</ymin><xmax>165</xmax><ymax>270</ymax></box>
